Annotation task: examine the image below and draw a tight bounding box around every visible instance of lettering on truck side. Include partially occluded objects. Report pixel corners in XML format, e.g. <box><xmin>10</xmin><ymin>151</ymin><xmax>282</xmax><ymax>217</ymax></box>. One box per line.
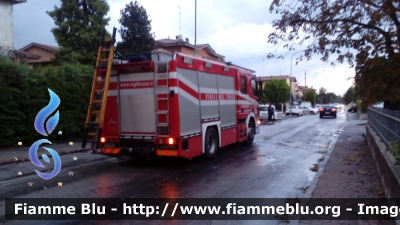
<box><xmin>119</xmin><ymin>81</ymin><xmax>154</xmax><ymax>89</ymax></box>
<box><xmin>204</xmin><ymin>94</ymin><xmax>235</xmax><ymax>100</ymax></box>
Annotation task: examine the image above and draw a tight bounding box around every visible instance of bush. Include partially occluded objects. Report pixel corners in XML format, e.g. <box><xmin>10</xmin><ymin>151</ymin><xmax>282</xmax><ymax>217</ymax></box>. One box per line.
<box><xmin>389</xmin><ymin>140</ymin><xmax>400</xmax><ymax>164</ymax></box>
<box><xmin>356</xmin><ymin>100</ymin><xmax>368</xmax><ymax>113</ymax></box>
<box><xmin>0</xmin><ymin>58</ymin><xmax>93</xmax><ymax>148</ymax></box>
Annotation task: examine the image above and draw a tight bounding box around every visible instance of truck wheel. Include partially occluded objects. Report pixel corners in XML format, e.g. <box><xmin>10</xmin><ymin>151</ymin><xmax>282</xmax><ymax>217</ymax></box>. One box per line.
<box><xmin>245</xmin><ymin>121</ymin><xmax>255</xmax><ymax>145</ymax></box>
<box><xmin>204</xmin><ymin>127</ymin><xmax>218</xmax><ymax>159</ymax></box>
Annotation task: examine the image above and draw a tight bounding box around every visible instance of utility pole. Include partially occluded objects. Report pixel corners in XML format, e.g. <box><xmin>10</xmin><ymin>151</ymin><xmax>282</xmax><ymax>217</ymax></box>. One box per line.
<box><xmin>289</xmin><ymin>50</ymin><xmax>305</xmax><ymax>115</ymax></box>
<box><xmin>305</xmin><ymin>71</ymin><xmax>306</xmax><ymax>87</ymax></box>
<box><xmin>304</xmin><ymin>71</ymin><xmax>306</xmax><ymax>101</ymax></box>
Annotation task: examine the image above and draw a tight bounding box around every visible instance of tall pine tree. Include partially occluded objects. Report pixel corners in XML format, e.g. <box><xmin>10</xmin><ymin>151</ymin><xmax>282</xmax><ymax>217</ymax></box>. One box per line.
<box><xmin>47</xmin><ymin>0</ymin><xmax>110</xmax><ymax>65</ymax></box>
<box><xmin>116</xmin><ymin>1</ymin><xmax>155</xmax><ymax>55</ymax></box>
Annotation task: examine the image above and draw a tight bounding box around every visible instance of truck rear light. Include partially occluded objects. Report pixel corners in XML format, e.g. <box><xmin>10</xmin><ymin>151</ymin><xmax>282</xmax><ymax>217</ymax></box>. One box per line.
<box><xmin>101</xmin><ymin>137</ymin><xmax>105</xmax><ymax>143</ymax></box>
<box><xmin>168</xmin><ymin>138</ymin><xmax>174</xmax><ymax>145</ymax></box>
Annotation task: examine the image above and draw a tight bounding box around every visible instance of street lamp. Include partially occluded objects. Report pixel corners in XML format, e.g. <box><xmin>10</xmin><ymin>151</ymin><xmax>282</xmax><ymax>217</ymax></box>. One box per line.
<box><xmin>314</xmin><ymin>70</ymin><xmax>325</xmax><ymax>106</ymax></box>
<box><xmin>289</xmin><ymin>50</ymin><xmax>306</xmax><ymax>115</ymax></box>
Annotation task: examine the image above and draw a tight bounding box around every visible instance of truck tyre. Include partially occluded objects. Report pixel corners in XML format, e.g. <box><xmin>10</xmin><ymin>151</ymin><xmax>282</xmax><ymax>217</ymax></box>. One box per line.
<box><xmin>204</xmin><ymin>127</ymin><xmax>218</xmax><ymax>159</ymax></box>
<box><xmin>245</xmin><ymin>121</ymin><xmax>255</xmax><ymax>145</ymax></box>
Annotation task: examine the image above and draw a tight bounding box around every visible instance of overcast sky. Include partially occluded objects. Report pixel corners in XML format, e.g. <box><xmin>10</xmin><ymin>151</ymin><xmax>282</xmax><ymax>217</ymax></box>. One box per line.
<box><xmin>13</xmin><ymin>0</ymin><xmax>354</xmax><ymax>96</ymax></box>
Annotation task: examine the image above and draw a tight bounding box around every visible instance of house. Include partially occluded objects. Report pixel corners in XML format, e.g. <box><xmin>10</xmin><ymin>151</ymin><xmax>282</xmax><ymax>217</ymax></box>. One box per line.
<box><xmin>155</xmin><ymin>35</ymin><xmax>225</xmax><ymax>63</ymax></box>
<box><xmin>258</xmin><ymin>75</ymin><xmax>298</xmax><ymax>102</ymax></box>
<box><xmin>14</xmin><ymin>42</ymin><xmax>58</xmax><ymax>67</ymax></box>
<box><xmin>297</xmin><ymin>85</ymin><xmax>315</xmax><ymax>101</ymax></box>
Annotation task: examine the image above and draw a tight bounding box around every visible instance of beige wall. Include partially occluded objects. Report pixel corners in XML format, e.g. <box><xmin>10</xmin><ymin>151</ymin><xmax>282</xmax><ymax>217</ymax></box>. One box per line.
<box><xmin>24</xmin><ymin>46</ymin><xmax>55</xmax><ymax>63</ymax></box>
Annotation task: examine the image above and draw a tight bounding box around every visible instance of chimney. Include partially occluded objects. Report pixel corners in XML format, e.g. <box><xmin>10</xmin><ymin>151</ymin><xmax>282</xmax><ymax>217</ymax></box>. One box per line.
<box><xmin>185</xmin><ymin>38</ymin><xmax>189</xmax><ymax>43</ymax></box>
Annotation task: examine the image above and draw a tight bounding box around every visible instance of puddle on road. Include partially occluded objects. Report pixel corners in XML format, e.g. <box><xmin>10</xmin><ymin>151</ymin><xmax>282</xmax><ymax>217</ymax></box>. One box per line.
<box><xmin>315</xmin><ymin>142</ymin><xmax>330</xmax><ymax>148</ymax></box>
<box><xmin>276</xmin><ymin>141</ymin><xmax>302</xmax><ymax>147</ymax></box>
<box><xmin>277</xmin><ymin>140</ymin><xmax>330</xmax><ymax>148</ymax></box>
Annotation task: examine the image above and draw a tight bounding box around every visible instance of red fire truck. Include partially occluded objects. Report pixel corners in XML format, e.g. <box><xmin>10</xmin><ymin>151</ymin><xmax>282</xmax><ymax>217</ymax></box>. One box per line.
<box><xmin>82</xmin><ymin>29</ymin><xmax>260</xmax><ymax>159</ymax></box>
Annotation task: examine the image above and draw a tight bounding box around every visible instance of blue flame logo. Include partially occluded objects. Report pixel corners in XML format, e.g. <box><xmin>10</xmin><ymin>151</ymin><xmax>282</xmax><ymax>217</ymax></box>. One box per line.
<box><xmin>29</xmin><ymin>89</ymin><xmax>62</xmax><ymax>180</ymax></box>
<box><xmin>34</xmin><ymin>89</ymin><xmax>60</xmax><ymax>136</ymax></box>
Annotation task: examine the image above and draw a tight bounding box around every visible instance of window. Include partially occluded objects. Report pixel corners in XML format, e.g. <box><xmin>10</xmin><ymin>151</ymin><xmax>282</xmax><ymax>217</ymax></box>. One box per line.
<box><xmin>183</xmin><ymin>57</ymin><xmax>193</xmax><ymax>64</ymax></box>
<box><xmin>241</xmin><ymin>76</ymin><xmax>247</xmax><ymax>94</ymax></box>
<box><xmin>251</xmin><ymin>78</ymin><xmax>256</xmax><ymax>96</ymax></box>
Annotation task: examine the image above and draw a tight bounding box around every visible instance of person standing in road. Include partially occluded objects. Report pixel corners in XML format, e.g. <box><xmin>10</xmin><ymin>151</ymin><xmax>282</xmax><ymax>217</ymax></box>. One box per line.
<box><xmin>267</xmin><ymin>103</ymin><xmax>274</xmax><ymax>124</ymax></box>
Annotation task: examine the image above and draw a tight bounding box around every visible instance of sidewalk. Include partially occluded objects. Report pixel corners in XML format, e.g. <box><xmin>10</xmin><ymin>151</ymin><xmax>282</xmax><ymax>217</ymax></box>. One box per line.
<box><xmin>0</xmin><ymin>142</ymin><xmax>89</xmax><ymax>165</ymax></box>
<box><xmin>299</xmin><ymin>114</ymin><xmax>393</xmax><ymax>224</ymax></box>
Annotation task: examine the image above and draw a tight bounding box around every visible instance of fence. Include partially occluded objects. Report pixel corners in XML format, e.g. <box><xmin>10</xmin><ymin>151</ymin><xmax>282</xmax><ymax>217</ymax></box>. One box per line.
<box><xmin>368</xmin><ymin>106</ymin><xmax>400</xmax><ymax>147</ymax></box>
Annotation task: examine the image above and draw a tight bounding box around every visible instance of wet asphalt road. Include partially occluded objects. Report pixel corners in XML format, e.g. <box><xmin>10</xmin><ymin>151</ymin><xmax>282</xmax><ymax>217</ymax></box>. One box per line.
<box><xmin>0</xmin><ymin>108</ymin><xmax>348</xmax><ymax>225</ymax></box>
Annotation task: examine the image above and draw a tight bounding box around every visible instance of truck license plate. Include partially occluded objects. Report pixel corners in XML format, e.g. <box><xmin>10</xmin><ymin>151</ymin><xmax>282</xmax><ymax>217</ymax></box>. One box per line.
<box><xmin>105</xmin><ymin>143</ymin><xmax>115</xmax><ymax>148</ymax></box>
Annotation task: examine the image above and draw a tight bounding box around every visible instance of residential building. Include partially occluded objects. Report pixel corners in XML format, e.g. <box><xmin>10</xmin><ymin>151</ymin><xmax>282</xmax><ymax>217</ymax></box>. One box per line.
<box><xmin>7</xmin><ymin>42</ymin><xmax>58</xmax><ymax>68</ymax></box>
<box><xmin>297</xmin><ymin>85</ymin><xmax>316</xmax><ymax>101</ymax></box>
<box><xmin>258</xmin><ymin>75</ymin><xmax>298</xmax><ymax>102</ymax></box>
<box><xmin>155</xmin><ymin>35</ymin><xmax>225</xmax><ymax>63</ymax></box>
<box><xmin>19</xmin><ymin>42</ymin><xmax>58</xmax><ymax>65</ymax></box>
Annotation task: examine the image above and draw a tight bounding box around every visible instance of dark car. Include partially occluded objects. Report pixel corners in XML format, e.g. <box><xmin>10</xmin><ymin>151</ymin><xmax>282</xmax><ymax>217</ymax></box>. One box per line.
<box><xmin>319</xmin><ymin>105</ymin><xmax>337</xmax><ymax>118</ymax></box>
<box><xmin>348</xmin><ymin>103</ymin><xmax>357</xmax><ymax>113</ymax></box>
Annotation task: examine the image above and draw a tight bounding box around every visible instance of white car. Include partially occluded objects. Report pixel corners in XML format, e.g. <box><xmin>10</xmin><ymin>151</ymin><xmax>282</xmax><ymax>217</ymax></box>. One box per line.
<box><xmin>301</xmin><ymin>106</ymin><xmax>319</xmax><ymax>115</ymax></box>
<box><xmin>258</xmin><ymin>104</ymin><xmax>278</xmax><ymax>121</ymax></box>
<box><xmin>373</xmin><ymin>102</ymin><xmax>384</xmax><ymax>108</ymax></box>
<box><xmin>286</xmin><ymin>106</ymin><xmax>303</xmax><ymax>117</ymax></box>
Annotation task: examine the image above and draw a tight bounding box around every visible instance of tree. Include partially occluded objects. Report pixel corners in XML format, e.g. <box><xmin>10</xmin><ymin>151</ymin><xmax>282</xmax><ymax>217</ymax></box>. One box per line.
<box><xmin>262</xmin><ymin>79</ymin><xmax>290</xmax><ymax>104</ymax></box>
<box><xmin>47</xmin><ymin>0</ymin><xmax>110</xmax><ymax>65</ymax></box>
<box><xmin>305</xmin><ymin>90</ymin><xmax>316</xmax><ymax>106</ymax></box>
<box><xmin>267</xmin><ymin>0</ymin><xmax>400</xmax><ymax>66</ymax></box>
<box><xmin>355</xmin><ymin>55</ymin><xmax>400</xmax><ymax>109</ymax></box>
<box><xmin>116</xmin><ymin>1</ymin><xmax>155</xmax><ymax>55</ymax></box>
<box><xmin>344</xmin><ymin>86</ymin><xmax>356</xmax><ymax>104</ymax></box>
<box><xmin>318</xmin><ymin>87</ymin><xmax>326</xmax><ymax>95</ymax></box>
<box><xmin>267</xmin><ymin>0</ymin><xmax>400</xmax><ymax>109</ymax></box>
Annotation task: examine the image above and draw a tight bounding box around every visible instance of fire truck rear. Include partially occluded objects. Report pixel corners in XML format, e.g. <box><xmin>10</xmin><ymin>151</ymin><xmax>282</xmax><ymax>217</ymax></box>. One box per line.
<box><xmin>83</xmin><ymin>38</ymin><xmax>260</xmax><ymax>159</ymax></box>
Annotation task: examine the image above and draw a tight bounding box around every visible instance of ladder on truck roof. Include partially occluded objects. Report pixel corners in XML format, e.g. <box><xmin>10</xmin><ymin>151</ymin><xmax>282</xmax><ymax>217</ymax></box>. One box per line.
<box><xmin>82</xmin><ymin>27</ymin><xmax>117</xmax><ymax>150</ymax></box>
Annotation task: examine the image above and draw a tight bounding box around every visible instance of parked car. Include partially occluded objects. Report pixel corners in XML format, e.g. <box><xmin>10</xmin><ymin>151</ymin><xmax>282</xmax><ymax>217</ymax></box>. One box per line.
<box><xmin>333</xmin><ymin>103</ymin><xmax>343</xmax><ymax>109</ymax></box>
<box><xmin>308</xmin><ymin>107</ymin><xmax>319</xmax><ymax>115</ymax></box>
<box><xmin>258</xmin><ymin>104</ymin><xmax>277</xmax><ymax>121</ymax></box>
<box><xmin>286</xmin><ymin>106</ymin><xmax>303</xmax><ymax>117</ymax></box>
<box><xmin>300</xmin><ymin>106</ymin><xmax>319</xmax><ymax>115</ymax></box>
<box><xmin>320</xmin><ymin>105</ymin><xmax>337</xmax><ymax>118</ymax></box>
<box><xmin>373</xmin><ymin>102</ymin><xmax>384</xmax><ymax>108</ymax></box>
<box><xmin>348</xmin><ymin>103</ymin><xmax>357</xmax><ymax>113</ymax></box>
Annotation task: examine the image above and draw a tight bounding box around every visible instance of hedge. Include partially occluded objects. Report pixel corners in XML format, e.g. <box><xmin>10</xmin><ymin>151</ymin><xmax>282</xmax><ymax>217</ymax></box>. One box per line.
<box><xmin>0</xmin><ymin>57</ymin><xmax>93</xmax><ymax>148</ymax></box>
